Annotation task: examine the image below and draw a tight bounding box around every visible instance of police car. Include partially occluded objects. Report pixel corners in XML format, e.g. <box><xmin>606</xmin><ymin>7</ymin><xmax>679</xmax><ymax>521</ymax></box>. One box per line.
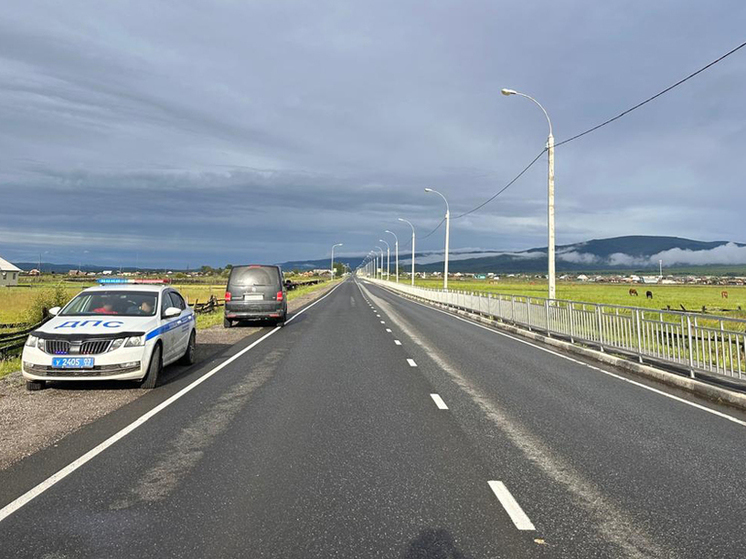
<box><xmin>22</xmin><ymin>280</ymin><xmax>196</xmax><ymax>391</ymax></box>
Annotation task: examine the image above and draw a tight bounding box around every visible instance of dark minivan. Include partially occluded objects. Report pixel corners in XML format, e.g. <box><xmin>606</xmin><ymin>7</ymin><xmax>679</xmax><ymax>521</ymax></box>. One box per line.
<box><xmin>224</xmin><ymin>265</ymin><xmax>287</xmax><ymax>328</ymax></box>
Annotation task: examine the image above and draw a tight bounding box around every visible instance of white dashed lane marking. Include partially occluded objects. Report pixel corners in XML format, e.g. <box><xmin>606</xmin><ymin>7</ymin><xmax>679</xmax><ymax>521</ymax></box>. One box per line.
<box><xmin>394</xmin><ymin>340</ymin><xmax>402</xmax><ymax>345</ymax></box>
<box><xmin>430</xmin><ymin>394</ymin><xmax>448</xmax><ymax>409</ymax></box>
<box><xmin>407</xmin><ymin>359</ymin><xmax>417</xmax><ymax>367</ymax></box>
<box><xmin>488</xmin><ymin>481</ymin><xmax>536</xmax><ymax>531</ymax></box>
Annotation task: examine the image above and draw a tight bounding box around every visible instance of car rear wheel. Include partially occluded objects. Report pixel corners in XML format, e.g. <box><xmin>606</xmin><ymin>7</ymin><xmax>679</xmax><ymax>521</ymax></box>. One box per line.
<box><xmin>223</xmin><ymin>317</ymin><xmax>233</xmax><ymax>329</ymax></box>
<box><xmin>25</xmin><ymin>380</ymin><xmax>45</xmax><ymax>391</ymax></box>
<box><xmin>140</xmin><ymin>344</ymin><xmax>162</xmax><ymax>389</ymax></box>
<box><xmin>179</xmin><ymin>331</ymin><xmax>196</xmax><ymax>365</ymax></box>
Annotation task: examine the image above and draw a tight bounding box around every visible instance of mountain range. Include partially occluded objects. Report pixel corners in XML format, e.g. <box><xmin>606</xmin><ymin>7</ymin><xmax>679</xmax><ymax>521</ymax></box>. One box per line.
<box><xmin>9</xmin><ymin>236</ymin><xmax>746</xmax><ymax>275</ymax></box>
<box><xmin>280</xmin><ymin>236</ymin><xmax>746</xmax><ymax>274</ymax></box>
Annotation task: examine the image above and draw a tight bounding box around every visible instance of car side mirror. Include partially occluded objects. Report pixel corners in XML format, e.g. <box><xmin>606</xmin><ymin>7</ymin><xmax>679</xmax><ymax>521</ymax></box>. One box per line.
<box><xmin>163</xmin><ymin>307</ymin><xmax>181</xmax><ymax>318</ymax></box>
<box><xmin>48</xmin><ymin>307</ymin><xmax>61</xmax><ymax>317</ymax></box>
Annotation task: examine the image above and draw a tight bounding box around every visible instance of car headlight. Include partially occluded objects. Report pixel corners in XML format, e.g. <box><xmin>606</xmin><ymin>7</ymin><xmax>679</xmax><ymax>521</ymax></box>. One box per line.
<box><xmin>25</xmin><ymin>336</ymin><xmax>45</xmax><ymax>352</ymax></box>
<box><xmin>124</xmin><ymin>336</ymin><xmax>144</xmax><ymax>347</ymax></box>
<box><xmin>109</xmin><ymin>338</ymin><xmax>125</xmax><ymax>351</ymax></box>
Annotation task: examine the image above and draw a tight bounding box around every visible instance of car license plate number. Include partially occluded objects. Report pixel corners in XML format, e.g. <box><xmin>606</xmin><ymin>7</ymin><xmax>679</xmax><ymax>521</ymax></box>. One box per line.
<box><xmin>244</xmin><ymin>294</ymin><xmax>263</xmax><ymax>301</ymax></box>
<box><xmin>52</xmin><ymin>357</ymin><xmax>95</xmax><ymax>369</ymax></box>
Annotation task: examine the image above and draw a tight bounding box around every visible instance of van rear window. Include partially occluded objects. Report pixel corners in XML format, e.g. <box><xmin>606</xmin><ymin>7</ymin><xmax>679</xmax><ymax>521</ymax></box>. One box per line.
<box><xmin>230</xmin><ymin>267</ymin><xmax>279</xmax><ymax>286</ymax></box>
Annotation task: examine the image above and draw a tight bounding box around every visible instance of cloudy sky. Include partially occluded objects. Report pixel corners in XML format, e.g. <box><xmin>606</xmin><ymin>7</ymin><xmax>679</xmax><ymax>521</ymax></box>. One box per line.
<box><xmin>1</xmin><ymin>1</ymin><xmax>744</xmax><ymax>268</ymax></box>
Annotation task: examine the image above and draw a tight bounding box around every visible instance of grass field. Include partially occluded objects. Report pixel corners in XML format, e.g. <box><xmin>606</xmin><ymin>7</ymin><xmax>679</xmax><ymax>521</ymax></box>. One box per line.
<box><xmin>0</xmin><ymin>278</ymin><xmax>333</xmax><ymax>324</ymax></box>
<box><xmin>403</xmin><ymin>278</ymin><xmax>746</xmax><ymax>320</ymax></box>
<box><xmin>0</xmin><ymin>277</ymin><xmax>337</xmax><ymax>378</ymax></box>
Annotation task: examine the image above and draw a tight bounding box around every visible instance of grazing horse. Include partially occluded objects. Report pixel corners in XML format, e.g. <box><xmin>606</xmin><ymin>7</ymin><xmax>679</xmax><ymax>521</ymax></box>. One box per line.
<box><xmin>629</xmin><ymin>288</ymin><xmax>639</xmax><ymax>296</ymax></box>
<box><xmin>722</xmin><ymin>291</ymin><xmax>729</xmax><ymax>299</ymax></box>
<box><xmin>646</xmin><ymin>290</ymin><xmax>653</xmax><ymax>299</ymax></box>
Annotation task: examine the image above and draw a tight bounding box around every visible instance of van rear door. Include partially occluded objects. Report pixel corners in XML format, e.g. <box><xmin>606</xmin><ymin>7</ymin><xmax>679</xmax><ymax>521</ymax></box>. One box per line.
<box><xmin>227</xmin><ymin>266</ymin><xmax>281</xmax><ymax>309</ymax></box>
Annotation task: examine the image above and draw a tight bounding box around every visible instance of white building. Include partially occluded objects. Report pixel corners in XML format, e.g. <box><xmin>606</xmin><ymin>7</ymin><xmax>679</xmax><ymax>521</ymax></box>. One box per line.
<box><xmin>0</xmin><ymin>256</ymin><xmax>22</xmax><ymax>287</ymax></box>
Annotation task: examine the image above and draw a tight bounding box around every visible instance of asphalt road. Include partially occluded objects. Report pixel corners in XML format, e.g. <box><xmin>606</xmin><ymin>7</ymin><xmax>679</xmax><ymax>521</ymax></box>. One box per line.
<box><xmin>1</xmin><ymin>278</ymin><xmax>746</xmax><ymax>558</ymax></box>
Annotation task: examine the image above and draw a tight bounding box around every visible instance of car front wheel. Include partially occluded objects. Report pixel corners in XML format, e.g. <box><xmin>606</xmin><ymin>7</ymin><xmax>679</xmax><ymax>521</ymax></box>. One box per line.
<box><xmin>179</xmin><ymin>331</ymin><xmax>196</xmax><ymax>365</ymax></box>
<box><xmin>26</xmin><ymin>380</ymin><xmax>46</xmax><ymax>391</ymax></box>
<box><xmin>140</xmin><ymin>344</ymin><xmax>162</xmax><ymax>389</ymax></box>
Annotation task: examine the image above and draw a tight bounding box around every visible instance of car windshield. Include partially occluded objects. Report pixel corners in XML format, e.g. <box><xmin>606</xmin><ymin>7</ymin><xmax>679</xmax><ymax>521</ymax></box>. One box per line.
<box><xmin>230</xmin><ymin>267</ymin><xmax>279</xmax><ymax>286</ymax></box>
<box><xmin>60</xmin><ymin>291</ymin><xmax>158</xmax><ymax>317</ymax></box>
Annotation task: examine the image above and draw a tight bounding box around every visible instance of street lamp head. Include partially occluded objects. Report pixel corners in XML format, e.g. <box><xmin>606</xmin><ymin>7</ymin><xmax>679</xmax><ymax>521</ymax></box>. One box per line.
<box><xmin>501</xmin><ymin>88</ymin><xmax>517</xmax><ymax>96</ymax></box>
<box><xmin>424</xmin><ymin>188</ymin><xmax>433</xmax><ymax>193</ymax></box>
<box><xmin>379</xmin><ymin>239</ymin><xmax>384</xmax><ymax>243</ymax></box>
<box><xmin>398</xmin><ymin>218</ymin><xmax>406</xmax><ymax>222</ymax></box>
<box><xmin>385</xmin><ymin>230</ymin><xmax>392</xmax><ymax>234</ymax></box>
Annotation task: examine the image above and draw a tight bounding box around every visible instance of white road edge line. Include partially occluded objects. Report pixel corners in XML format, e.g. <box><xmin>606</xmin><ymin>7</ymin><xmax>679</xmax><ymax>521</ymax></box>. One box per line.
<box><xmin>380</xmin><ymin>287</ymin><xmax>746</xmax><ymax>428</ymax></box>
<box><xmin>0</xmin><ymin>281</ymin><xmax>345</xmax><ymax>524</ymax></box>
<box><xmin>488</xmin><ymin>481</ymin><xmax>535</xmax><ymax>531</ymax></box>
<box><xmin>430</xmin><ymin>394</ymin><xmax>449</xmax><ymax>409</ymax></box>
<box><xmin>407</xmin><ymin>358</ymin><xmax>418</xmax><ymax>367</ymax></box>
<box><xmin>394</xmin><ymin>340</ymin><xmax>402</xmax><ymax>345</ymax></box>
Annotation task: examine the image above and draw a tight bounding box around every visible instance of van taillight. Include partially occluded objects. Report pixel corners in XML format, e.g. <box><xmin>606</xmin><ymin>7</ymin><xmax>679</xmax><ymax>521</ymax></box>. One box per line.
<box><xmin>276</xmin><ymin>291</ymin><xmax>283</xmax><ymax>301</ymax></box>
<box><xmin>225</xmin><ymin>291</ymin><xmax>232</xmax><ymax>302</ymax></box>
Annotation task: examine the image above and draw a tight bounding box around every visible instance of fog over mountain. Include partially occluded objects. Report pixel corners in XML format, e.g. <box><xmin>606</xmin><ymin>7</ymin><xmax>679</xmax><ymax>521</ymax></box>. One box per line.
<box><xmin>279</xmin><ymin>236</ymin><xmax>746</xmax><ymax>273</ymax></box>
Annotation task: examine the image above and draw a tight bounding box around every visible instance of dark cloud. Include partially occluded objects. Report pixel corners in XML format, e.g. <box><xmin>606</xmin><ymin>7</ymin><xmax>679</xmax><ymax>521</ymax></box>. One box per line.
<box><xmin>1</xmin><ymin>1</ymin><xmax>745</xmax><ymax>267</ymax></box>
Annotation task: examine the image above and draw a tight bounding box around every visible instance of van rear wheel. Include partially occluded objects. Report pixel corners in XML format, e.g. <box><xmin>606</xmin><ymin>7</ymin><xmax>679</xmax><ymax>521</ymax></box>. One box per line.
<box><xmin>223</xmin><ymin>317</ymin><xmax>233</xmax><ymax>329</ymax></box>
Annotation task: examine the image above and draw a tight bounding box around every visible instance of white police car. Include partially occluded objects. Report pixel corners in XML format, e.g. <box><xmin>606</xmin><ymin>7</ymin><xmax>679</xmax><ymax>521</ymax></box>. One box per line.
<box><xmin>22</xmin><ymin>280</ymin><xmax>196</xmax><ymax>391</ymax></box>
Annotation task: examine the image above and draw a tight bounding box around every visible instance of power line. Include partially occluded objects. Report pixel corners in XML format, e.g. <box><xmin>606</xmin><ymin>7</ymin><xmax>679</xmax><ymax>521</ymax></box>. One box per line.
<box><xmin>396</xmin><ymin>39</ymin><xmax>746</xmax><ymax>245</ymax></box>
<box><xmin>454</xmin><ymin>148</ymin><xmax>547</xmax><ymax>219</ymax></box>
<box><xmin>555</xmin><ymin>39</ymin><xmax>746</xmax><ymax>147</ymax></box>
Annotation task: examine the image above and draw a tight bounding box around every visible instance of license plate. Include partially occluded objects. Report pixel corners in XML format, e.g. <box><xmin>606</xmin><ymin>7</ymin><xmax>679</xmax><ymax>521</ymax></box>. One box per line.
<box><xmin>52</xmin><ymin>357</ymin><xmax>95</xmax><ymax>369</ymax></box>
<box><xmin>244</xmin><ymin>294</ymin><xmax>263</xmax><ymax>301</ymax></box>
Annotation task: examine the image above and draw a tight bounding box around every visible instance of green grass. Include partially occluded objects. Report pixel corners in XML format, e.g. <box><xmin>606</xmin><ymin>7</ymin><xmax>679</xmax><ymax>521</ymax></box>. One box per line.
<box><xmin>0</xmin><ymin>277</ymin><xmax>338</xmax><ymax>379</ymax></box>
<box><xmin>403</xmin><ymin>278</ymin><xmax>746</xmax><ymax>319</ymax></box>
<box><xmin>0</xmin><ymin>356</ymin><xmax>21</xmax><ymax>380</ymax></box>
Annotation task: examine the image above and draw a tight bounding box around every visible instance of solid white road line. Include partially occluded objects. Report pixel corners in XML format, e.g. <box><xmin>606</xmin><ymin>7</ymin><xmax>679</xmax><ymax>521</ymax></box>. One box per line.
<box><xmin>430</xmin><ymin>394</ymin><xmax>449</xmax><ymax>409</ymax></box>
<box><xmin>407</xmin><ymin>359</ymin><xmax>417</xmax><ymax>367</ymax></box>
<box><xmin>394</xmin><ymin>340</ymin><xmax>402</xmax><ymax>345</ymax></box>
<box><xmin>488</xmin><ymin>481</ymin><xmax>536</xmax><ymax>531</ymax></box>
<box><xmin>0</xmin><ymin>281</ymin><xmax>345</xmax><ymax>524</ymax></box>
<box><xmin>384</xmin><ymin>289</ymin><xmax>746</xmax><ymax>429</ymax></box>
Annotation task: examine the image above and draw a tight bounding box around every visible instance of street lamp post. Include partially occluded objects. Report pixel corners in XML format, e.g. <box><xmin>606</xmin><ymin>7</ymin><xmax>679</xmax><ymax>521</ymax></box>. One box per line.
<box><xmin>398</xmin><ymin>218</ymin><xmax>416</xmax><ymax>286</ymax></box>
<box><xmin>375</xmin><ymin>246</ymin><xmax>384</xmax><ymax>280</ymax></box>
<box><xmin>331</xmin><ymin>243</ymin><xmax>343</xmax><ymax>281</ymax></box>
<box><xmin>424</xmin><ymin>188</ymin><xmax>450</xmax><ymax>291</ymax></box>
<box><xmin>385</xmin><ymin>230</ymin><xmax>399</xmax><ymax>282</ymax></box>
<box><xmin>501</xmin><ymin>88</ymin><xmax>555</xmax><ymax>300</ymax></box>
<box><xmin>379</xmin><ymin>239</ymin><xmax>390</xmax><ymax>280</ymax></box>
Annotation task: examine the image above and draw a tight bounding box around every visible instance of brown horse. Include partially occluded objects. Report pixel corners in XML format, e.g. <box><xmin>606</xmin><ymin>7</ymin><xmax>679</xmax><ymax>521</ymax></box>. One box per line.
<box><xmin>629</xmin><ymin>288</ymin><xmax>639</xmax><ymax>296</ymax></box>
<box><xmin>722</xmin><ymin>291</ymin><xmax>729</xmax><ymax>299</ymax></box>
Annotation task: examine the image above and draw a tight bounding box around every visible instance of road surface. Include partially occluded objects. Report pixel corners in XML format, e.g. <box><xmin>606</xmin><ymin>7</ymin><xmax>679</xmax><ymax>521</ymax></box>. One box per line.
<box><xmin>1</xmin><ymin>278</ymin><xmax>745</xmax><ymax>558</ymax></box>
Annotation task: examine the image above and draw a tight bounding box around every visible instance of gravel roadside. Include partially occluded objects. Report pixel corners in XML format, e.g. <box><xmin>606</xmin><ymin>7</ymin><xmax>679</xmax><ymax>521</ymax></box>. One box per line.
<box><xmin>0</xmin><ymin>281</ymin><xmax>340</xmax><ymax>470</ymax></box>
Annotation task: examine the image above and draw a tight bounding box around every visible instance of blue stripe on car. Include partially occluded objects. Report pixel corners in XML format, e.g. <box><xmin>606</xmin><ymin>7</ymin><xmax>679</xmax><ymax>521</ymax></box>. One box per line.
<box><xmin>145</xmin><ymin>314</ymin><xmax>194</xmax><ymax>341</ymax></box>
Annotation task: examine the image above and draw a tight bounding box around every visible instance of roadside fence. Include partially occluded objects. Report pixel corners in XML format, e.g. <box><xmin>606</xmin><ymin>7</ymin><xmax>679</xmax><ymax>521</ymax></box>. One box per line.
<box><xmin>368</xmin><ymin>279</ymin><xmax>746</xmax><ymax>384</ymax></box>
<box><xmin>0</xmin><ymin>321</ymin><xmax>44</xmax><ymax>359</ymax></box>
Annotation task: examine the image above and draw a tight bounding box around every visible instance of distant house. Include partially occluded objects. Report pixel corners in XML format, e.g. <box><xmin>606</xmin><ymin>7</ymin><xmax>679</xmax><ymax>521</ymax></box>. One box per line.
<box><xmin>576</xmin><ymin>274</ymin><xmax>589</xmax><ymax>282</ymax></box>
<box><xmin>28</xmin><ymin>269</ymin><xmax>41</xmax><ymax>276</ymax></box>
<box><xmin>0</xmin><ymin>256</ymin><xmax>22</xmax><ymax>287</ymax></box>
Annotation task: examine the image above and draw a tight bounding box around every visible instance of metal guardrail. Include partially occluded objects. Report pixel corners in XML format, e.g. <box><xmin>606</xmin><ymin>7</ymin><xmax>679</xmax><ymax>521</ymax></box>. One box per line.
<box><xmin>0</xmin><ymin>321</ymin><xmax>44</xmax><ymax>359</ymax></box>
<box><xmin>368</xmin><ymin>279</ymin><xmax>746</xmax><ymax>382</ymax></box>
